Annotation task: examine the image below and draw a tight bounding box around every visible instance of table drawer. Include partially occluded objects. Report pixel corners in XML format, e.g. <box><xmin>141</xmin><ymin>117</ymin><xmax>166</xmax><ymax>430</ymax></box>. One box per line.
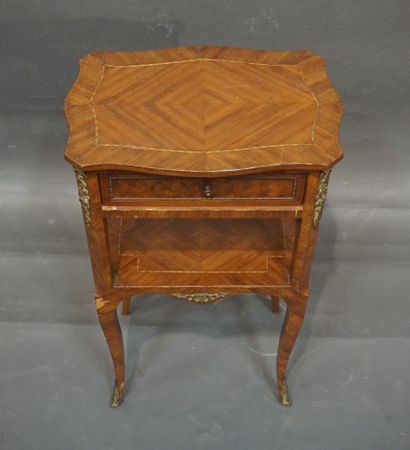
<box><xmin>100</xmin><ymin>173</ymin><xmax>306</xmax><ymax>205</ymax></box>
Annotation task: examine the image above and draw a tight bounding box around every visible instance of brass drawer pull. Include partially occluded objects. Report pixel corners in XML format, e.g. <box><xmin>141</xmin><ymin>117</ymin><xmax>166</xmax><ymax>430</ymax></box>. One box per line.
<box><xmin>203</xmin><ymin>182</ymin><xmax>213</xmax><ymax>199</ymax></box>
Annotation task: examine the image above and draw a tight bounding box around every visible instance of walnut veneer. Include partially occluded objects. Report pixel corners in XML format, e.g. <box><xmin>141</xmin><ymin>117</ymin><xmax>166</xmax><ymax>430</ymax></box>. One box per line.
<box><xmin>64</xmin><ymin>46</ymin><xmax>343</xmax><ymax>408</ymax></box>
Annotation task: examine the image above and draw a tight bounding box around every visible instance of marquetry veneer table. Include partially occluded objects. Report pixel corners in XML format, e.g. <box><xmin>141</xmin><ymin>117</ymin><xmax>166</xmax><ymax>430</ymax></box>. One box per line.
<box><xmin>64</xmin><ymin>46</ymin><xmax>343</xmax><ymax>407</ymax></box>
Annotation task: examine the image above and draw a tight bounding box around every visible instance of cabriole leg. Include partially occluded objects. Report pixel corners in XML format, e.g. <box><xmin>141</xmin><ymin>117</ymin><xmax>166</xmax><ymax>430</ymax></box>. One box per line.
<box><xmin>96</xmin><ymin>297</ymin><xmax>125</xmax><ymax>408</ymax></box>
<box><xmin>121</xmin><ymin>297</ymin><xmax>131</xmax><ymax>316</ymax></box>
<box><xmin>276</xmin><ymin>293</ymin><xmax>307</xmax><ymax>406</ymax></box>
<box><xmin>271</xmin><ymin>295</ymin><xmax>281</xmax><ymax>314</ymax></box>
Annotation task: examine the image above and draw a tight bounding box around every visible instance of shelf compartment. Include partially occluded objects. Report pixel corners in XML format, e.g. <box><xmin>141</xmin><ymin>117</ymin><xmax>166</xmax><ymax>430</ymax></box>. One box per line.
<box><xmin>109</xmin><ymin>218</ymin><xmax>297</xmax><ymax>288</ymax></box>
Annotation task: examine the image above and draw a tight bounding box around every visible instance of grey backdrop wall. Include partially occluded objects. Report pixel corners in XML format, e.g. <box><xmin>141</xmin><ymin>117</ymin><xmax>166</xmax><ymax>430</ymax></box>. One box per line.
<box><xmin>1</xmin><ymin>2</ymin><xmax>409</xmax><ymax>450</ymax></box>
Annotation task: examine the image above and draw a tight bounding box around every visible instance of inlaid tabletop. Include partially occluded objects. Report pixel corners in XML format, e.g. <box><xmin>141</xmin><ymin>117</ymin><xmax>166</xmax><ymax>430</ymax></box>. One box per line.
<box><xmin>64</xmin><ymin>46</ymin><xmax>343</xmax><ymax>175</ymax></box>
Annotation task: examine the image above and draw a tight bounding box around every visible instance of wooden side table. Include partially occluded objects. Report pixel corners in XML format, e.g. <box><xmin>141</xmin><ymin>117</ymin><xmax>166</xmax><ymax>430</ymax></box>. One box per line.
<box><xmin>64</xmin><ymin>46</ymin><xmax>343</xmax><ymax>408</ymax></box>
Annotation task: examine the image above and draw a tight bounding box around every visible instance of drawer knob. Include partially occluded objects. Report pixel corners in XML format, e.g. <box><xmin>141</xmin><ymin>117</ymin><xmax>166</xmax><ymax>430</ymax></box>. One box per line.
<box><xmin>204</xmin><ymin>183</ymin><xmax>213</xmax><ymax>199</ymax></box>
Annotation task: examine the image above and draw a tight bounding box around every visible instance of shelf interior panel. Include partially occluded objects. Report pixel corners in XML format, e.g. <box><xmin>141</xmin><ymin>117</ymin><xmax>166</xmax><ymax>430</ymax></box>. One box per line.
<box><xmin>110</xmin><ymin>218</ymin><xmax>297</xmax><ymax>288</ymax></box>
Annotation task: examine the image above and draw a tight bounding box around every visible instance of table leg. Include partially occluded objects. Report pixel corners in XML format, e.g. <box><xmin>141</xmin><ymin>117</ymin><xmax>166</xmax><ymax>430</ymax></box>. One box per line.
<box><xmin>95</xmin><ymin>297</ymin><xmax>125</xmax><ymax>408</ymax></box>
<box><xmin>121</xmin><ymin>297</ymin><xmax>131</xmax><ymax>316</ymax></box>
<box><xmin>276</xmin><ymin>293</ymin><xmax>307</xmax><ymax>406</ymax></box>
<box><xmin>270</xmin><ymin>295</ymin><xmax>281</xmax><ymax>314</ymax></box>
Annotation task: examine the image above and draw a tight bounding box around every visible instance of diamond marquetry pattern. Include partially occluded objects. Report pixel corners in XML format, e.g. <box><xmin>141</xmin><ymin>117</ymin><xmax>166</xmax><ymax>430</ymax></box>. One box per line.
<box><xmin>94</xmin><ymin>60</ymin><xmax>317</xmax><ymax>151</ymax></box>
<box><xmin>115</xmin><ymin>219</ymin><xmax>293</xmax><ymax>288</ymax></box>
<box><xmin>65</xmin><ymin>47</ymin><xmax>343</xmax><ymax>174</ymax></box>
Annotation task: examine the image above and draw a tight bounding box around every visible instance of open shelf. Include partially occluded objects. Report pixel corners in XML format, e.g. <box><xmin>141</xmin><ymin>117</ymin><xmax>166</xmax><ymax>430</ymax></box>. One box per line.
<box><xmin>107</xmin><ymin>218</ymin><xmax>298</xmax><ymax>289</ymax></box>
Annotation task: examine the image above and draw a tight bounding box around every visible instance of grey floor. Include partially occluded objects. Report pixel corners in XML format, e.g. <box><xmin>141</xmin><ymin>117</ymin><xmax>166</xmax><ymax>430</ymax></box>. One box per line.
<box><xmin>1</xmin><ymin>1</ymin><xmax>410</xmax><ymax>449</ymax></box>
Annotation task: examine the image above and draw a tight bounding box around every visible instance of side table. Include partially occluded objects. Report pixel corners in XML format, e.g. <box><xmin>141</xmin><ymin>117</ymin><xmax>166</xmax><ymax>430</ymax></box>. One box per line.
<box><xmin>64</xmin><ymin>46</ymin><xmax>343</xmax><ymax>407</ymax></box>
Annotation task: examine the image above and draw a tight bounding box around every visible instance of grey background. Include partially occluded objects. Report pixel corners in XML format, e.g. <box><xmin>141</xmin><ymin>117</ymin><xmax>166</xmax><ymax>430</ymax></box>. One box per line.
<box><xmin>1</xmin><ymin>1</ymin><xmax>409</xmax><ymax>449</ymax></box>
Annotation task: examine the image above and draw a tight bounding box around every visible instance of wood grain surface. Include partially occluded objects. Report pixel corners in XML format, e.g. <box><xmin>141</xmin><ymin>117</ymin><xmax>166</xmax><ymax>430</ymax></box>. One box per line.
<box><xmin>99</xmin><ymin>172</ymin><xmax>306</xmax><ymax>205</ymax></box>
<box><xmin>64</xmin><ymin>46</ymin><xmax>343</xmax><ymax>176</ymax></box>
<box><xmin>113</xmin><ymin>218</ymin><xmax>294</xmax><ymax>288</ymax></box>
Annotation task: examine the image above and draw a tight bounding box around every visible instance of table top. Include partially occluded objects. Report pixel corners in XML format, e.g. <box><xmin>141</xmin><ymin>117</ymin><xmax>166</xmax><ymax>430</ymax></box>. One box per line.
<box><xmin>64</xmin><ymin>46</ymin><xmax>343</xmax><ymax>176</ymax></box>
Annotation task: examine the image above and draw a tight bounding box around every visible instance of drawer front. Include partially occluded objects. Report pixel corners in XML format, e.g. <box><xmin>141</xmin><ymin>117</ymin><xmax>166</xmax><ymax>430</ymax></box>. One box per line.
<box><xmin>100</xmin><ymin>173</ymin><xmax>306</xmax><ymax>205</ymax></box>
